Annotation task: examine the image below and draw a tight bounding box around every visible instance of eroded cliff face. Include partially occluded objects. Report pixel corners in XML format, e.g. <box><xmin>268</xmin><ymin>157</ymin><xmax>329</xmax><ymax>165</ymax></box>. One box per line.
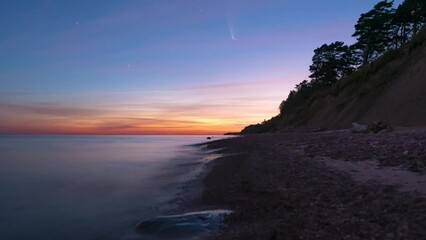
<box><xmin>360</xmin><ymin>46</ymin><xmax>426</xmax><ymax>127</ymax></box>
<box><xmin>281</xmin><ymin>31</ymin><xmax>426</xmax><ymax>130</ymax></box>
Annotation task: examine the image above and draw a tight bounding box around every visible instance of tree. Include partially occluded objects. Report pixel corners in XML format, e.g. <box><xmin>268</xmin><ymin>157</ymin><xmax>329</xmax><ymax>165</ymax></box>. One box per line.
<box><xmin>309</xmin><ymin>42</ymin><xmax>356</xmax><ymax>88</ymax></box>
<box><xmin>388</xmin><ymin>0</ymin><xmax>426</xmax><ymax>48</ymax></box>
<box><xmin>352</xmin><ymin>0</ymin><xmax>395</xmax><ymax>65</ymax></box>
<box><xmin>279</xmin><ymin>80</ymin><xmax>315</xmax><ymax>115</ymax></box>
<box><xmin>391</xmin><ymin>1</ymin><xmax>413</xmax><ymax>47</ymax></box>
<box><xmin>395</xmin><ymin>0</ymin><xmax>426</xmax><ymax>35</ymax></box>
<box><xmin>402</xmin><ymin>0</ymin><xmax>426</xmax><ymax>34</ymax></box>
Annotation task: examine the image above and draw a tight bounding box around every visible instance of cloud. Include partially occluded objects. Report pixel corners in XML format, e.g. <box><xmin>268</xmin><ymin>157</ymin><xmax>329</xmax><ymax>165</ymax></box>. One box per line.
<box><xmin>95</xmin><ymin>117</ymin><xmax>204</xmax><ymax>130</ymax></box>
<box><xmin>0</xmin><ymin>103</ymin><xmax>108</xmax><ymax>118</ymax></box>
<box><xmin>0</xmin><ymin>77</ymin><xmax>288</xmax><ymax>134</ymax></box>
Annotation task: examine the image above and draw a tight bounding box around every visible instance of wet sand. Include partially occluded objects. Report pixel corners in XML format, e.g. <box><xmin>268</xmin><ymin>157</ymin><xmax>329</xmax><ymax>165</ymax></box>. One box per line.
<box><xmin>201</xmin><ymin>130</ymin><xmax>426</xmax><ymax>239</ymax></box>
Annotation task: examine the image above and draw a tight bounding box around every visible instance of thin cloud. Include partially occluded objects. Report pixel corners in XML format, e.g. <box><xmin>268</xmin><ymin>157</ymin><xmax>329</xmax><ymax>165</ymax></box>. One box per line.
<box><xmin>0</xmin><ymin>103</ymin><xmax>108</xmax><ymax>117</ymax></box>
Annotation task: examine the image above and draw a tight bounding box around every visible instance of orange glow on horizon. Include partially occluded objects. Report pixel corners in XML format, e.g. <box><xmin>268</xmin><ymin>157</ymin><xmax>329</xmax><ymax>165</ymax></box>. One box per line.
<box><xmin>0</xmin><ymin>106</ymin><xmax>263</xmax><ymax>135</ymax></box>
<box><xmin>0</xmin><ymin>120</ymin><xmax>246</xmax><ymax>135</ymax></box>
<box><xmin>0</xmin><ymin>79</ymin><xmax>292</xmax><ymax>135</ymax></box>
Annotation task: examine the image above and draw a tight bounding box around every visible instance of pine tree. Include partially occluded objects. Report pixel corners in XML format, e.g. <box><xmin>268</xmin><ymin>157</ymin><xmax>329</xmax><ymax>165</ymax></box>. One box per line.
<box><xmin>309</xmin><ymin>42</ymin><xmax>356</xmax><ymax>88</ymax></box>
<box><xmin>352</xmin><ymin>0</ymin><xmax>395</xmax><ymax>65</ymax></box>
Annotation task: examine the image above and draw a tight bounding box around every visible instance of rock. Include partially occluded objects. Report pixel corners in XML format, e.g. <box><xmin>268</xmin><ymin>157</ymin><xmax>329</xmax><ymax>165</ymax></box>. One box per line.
<box><xmin>136</xmin><ymin>209</ymin><xmax>233</xmax><ymax>239</ymax></box>
<box><xmin>368</xmin><ymin>120</ymin><xmax>393</xmax><ymax>133</ymax></box>
<box><xmin>207</xmin><ymin>137</ymin><xmax>212</xmax><ymax>139</ymax></box>
<box><xmin>351</xmin><ymin>122</ymin><xmax>369</xmax><ymax>133</ymax></box>
<box><xmin>310</xmin><ymin>127</ymin><xmax>324</xmax><ymax>132</ymax></box>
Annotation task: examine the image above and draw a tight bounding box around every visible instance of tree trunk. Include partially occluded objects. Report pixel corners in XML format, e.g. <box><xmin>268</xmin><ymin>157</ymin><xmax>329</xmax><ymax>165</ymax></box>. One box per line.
<box><xmin>362</xmin><ymin>38</ymin><xmax>371</xmax><ymax>66</ymax></box>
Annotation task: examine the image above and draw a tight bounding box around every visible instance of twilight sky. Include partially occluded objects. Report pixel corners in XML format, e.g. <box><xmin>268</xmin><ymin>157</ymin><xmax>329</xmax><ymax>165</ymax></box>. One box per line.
<box><xmin>0</xmin><ymin>0</ymin><xmax>402</xmax><ymax>134</ymax></box>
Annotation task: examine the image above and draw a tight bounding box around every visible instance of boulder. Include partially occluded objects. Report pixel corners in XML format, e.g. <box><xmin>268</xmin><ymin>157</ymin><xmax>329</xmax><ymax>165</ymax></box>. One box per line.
<box><xmin>351</xmin><ymin>122</ymin><xmax>369</xmax><ymax>133</ymax></box>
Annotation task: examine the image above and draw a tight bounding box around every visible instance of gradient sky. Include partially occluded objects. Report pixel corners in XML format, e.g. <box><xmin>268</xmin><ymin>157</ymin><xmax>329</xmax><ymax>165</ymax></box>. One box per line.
<box><xmin>0</xmin><ymin>0</ymin><xmax>403</xmax><ymax>134</ymax></box>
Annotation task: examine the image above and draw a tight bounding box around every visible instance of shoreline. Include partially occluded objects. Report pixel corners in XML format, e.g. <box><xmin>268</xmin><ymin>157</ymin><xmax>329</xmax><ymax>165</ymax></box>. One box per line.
<box><xmin>134</xmin><ymin>140</ymin><xmax>232</xmax><ymax>240</ymax></box>
<box><xmin>200</xmin><ymin>130</ymin><xmax>426</xmax><ymax>239</ymax></box>
<box><xmin>169</xmin><ymin>148</ymin><xmax>226</xmax><ymax>214</ymax></box>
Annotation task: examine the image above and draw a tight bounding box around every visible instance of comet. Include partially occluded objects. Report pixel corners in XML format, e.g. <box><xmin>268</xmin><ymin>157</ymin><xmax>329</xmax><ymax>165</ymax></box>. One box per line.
<box><xmin>227</xmin><ymin>15</ymin><xmax>237</xmax><ymax>41</ymax></box>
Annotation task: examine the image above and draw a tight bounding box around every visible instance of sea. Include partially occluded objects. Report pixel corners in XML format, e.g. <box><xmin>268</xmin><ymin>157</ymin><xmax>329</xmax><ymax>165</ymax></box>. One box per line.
<box><xmin>0</xmin><ymin>135</ymin><xmax>226</xmax><ymax>240</ymax></box>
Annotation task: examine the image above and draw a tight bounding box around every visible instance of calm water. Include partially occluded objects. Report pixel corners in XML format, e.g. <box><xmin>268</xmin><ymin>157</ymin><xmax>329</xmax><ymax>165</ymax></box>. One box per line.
<box><xmin>0</xmin><ymin>135</ymin><xmax>223</xmax><ymax>240</ymax></box>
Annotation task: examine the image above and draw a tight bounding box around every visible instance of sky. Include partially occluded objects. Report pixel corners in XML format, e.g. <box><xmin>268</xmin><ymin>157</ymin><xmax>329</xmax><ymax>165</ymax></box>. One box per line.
<box><xmin>0</xmin><ymin>0</ymin><xmax>403</xmax><ymax>135</ymax></box>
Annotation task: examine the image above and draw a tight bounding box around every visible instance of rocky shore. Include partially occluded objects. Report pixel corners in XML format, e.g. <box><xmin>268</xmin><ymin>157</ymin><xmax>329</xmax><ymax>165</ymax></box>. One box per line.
<box><xmin>201</xmin><ymin>129</ymin><xmax>426</xmax><ymax>239</ymax></box>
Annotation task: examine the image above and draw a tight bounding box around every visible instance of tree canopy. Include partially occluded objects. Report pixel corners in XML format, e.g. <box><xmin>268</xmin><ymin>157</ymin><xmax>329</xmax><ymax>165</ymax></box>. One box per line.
<box><xmin>352</xmin><ymin>0</ymin><xmax>395</xmax><ymax>65</ymax></box>
<box><xmin>309</xmin><ymin>42</ymin><xmax>356</xmax><ymax>88</ymax></box>
<box><xmin>250</xmin><ymin>0</ymin><xmax>426</xmax><ymax>132</ymax></box>
<box><xmin>278</xmin><ymin>0</ymin><xmax>425</xmax><ymax>117</ymax></box>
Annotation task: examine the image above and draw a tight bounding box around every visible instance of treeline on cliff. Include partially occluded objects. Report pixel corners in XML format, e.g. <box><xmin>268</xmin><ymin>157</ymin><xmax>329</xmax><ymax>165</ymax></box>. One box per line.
<box><xmin>242</xmin><ymin>0</ymin><xmax>426</xmax><ymax>134</ymax></box>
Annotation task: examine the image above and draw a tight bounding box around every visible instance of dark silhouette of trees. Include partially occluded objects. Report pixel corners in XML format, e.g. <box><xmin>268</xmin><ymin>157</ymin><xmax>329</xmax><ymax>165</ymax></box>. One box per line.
<box><xmin>279</xmin><ymin>80</ymin><xmax>314</xmax><ymax>115</ymax></box>
<box><xmin>248</xmin><ymin>0</ymin><xmax>426</xmax><ymax>133</ymax></box>
<box><xmin>279</xmin><ymin>42</ymin><xmax>356</xmax><ymax>116</ymax></box>
<box><xmin>392</xmin><ymin>0</ymin><xmax>426</xmax><ymax>48</ymax></box>
<box><xmin>352</xmin><ymin>0</ymin><xmax>395</xmax><ymax>65</ymax></box>
<box><xmin>278</xmin><ymin>0</ymin><xmax>426</xmax><ymax>118</ymax></box>
<box><xmin>309</xmin><ymin>42</ymin><xmax>356</xmax><ymax>88</ymax></box>
<box><xmin>392</xmin><ymin>3</ymin><xmax>413</xmax><ymax>47</ymax></box>
<box><xmin>401</xmin><ymin>0</ymin><xmax>426</xmax><ymax>34</ymax></box>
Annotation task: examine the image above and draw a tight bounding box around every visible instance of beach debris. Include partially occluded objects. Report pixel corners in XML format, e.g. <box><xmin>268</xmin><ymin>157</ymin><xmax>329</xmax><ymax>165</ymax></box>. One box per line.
<box><xmin>351</xmin><ymin>121</ymin><xmax>393</xmax><ymax>134</ymax></box>
<box><xmin>368</xmin><ymin>120</ymin><xmax>393</xmax><ymax>133</ymax></box>
<box><xmin>207</xmin><ymin>137</ymin><xmax>212</xmax><ymax>139</ymax></box>
<box><xmin>351</xmin><ymin>122</ymin><xmax>368</xmax><ymax>133</ymax></box>
<box><xmin>136</xmin><ymin>209</ymin><xmax>233</xmax><ymax>239</ymax></box>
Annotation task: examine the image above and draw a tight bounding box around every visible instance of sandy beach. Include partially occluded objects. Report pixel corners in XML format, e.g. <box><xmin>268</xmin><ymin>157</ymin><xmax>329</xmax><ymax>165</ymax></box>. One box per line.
<box><xmin>201</xmin><ymin>129</ymin><xmax>426</xmax><ymax>239</ymax></box>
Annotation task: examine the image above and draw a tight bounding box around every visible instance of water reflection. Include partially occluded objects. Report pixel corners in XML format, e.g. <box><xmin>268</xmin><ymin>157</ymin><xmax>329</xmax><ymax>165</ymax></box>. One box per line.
<box><xmin>0</xmin><ymin>135</ymin><xmax>225</xmax><ymax>240</ymax></box>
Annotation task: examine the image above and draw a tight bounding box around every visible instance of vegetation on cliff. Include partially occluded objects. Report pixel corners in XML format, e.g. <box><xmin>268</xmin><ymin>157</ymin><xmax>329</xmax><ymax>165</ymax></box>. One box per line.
<box><xmin>242</xmin><ymin>0</ymin><xmax>426</xmax><ymax>134</ymax></box>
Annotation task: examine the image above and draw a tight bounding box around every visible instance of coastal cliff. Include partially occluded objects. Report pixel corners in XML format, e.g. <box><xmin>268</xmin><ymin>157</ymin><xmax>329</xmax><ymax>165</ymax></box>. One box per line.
<box><xmin>242</xmin><ymin>29</ymin><xmax>426</xmax><ymax>134</ymax></box>
<box><xmin>284</xmin><ymin>30</ymin><xmax>426</xmax><ymax>129</ymax></box>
